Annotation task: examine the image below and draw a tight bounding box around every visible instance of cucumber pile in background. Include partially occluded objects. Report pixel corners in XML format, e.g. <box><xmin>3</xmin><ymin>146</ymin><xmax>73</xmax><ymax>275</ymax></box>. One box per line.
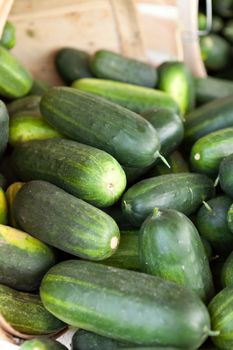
<box><xmin>2</xmin><ymin>17</ymin><xmax>233</xmax><ymax>350</ymax></box>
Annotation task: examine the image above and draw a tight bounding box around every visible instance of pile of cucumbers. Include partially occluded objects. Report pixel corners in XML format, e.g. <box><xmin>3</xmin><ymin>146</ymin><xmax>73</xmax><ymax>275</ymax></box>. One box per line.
<box><xmin>2</xmin><ymin>18</ymin><xmax>233</xmax><ymax>350</ymax></box>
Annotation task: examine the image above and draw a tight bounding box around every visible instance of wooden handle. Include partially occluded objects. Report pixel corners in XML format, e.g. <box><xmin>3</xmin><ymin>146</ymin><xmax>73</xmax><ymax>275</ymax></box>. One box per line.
<box><xmin>0</xmin><ymin>0</ymin><xmax>14</xmax><ymax>37</ymax></box>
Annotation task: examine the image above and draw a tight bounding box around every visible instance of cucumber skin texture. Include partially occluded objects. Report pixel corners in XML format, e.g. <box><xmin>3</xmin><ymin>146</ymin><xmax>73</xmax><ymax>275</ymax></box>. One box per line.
<box><xmin>13</xmin><ymin>180</ymin><xmax>120</xmax><ymax>261</ymax></box>
<box><xmin>40</xmin><ymin>87</ymin><xmax>161</xmax><ymax>168</ymax></box>
<box><xmin>7</xmin><ymin>95</ymin><xmax>41</xmax><ymax>116</ymax></box>
<box><xmin>184</xmin><ymin>96</ymin><xmax>233</xmax><ymax>146</ymax></box>
<box><xmin>90</xmin><ymin>50</ymin><xmax>157</xmax><ymax>88</ymax></box>
<box><xmin>208</xmin><ymin>285</ymin><xmax>233</xmax><ymax>349</ymax></box>
<box><xmin>157</xmin><ymin>61</ymin><xmax>195</xmax><ymax>115</ymax></box>
<box><xmin>12</xmin><ymin>139</ymin><xmax>126</xmax><ymax>208</ymax></box>
<box><xmin>219</xmin><ymin>154</ymin><xmax>233</xmax><ymax>197</ymax></box>
<box><xmin>142</xmin><ymin>108</ymin><xmax>184</xmax><ymax>156</ymax></box>
<box><xmin>190</xmin><ymin>128</ymin><xmax>233</xmax><ymax>176</ymax></box>
<box><xmin>20</xmin><ymin>338</ymin><xmax>68</xmax><ymax>350</ymax></box>
<box><xmin>0</xmin><ymin>284</ymin><xmax>65</xmax><ymax>335</ymax></box>
<box><xmin>40</xmin><ymin>260</ymin><xmax>210</xmax><ymax>349</ymax></box>
<box><xmin>72</xmin><ymin>78</ymin><xmax>179</xmax><ymax>114</ymax></box>
<box><xmin>6</xmin><ymin>182</ymin><xmax>24</xmax><ymax>227</ymax></box>
<box><xmin>9</xmin><ymin>112</ymin><xmax>62</xmax><ymax>146</ymax></box>
<box><xmin>0</xmin><ymin>188</ymin><xmax>7</xmax><ymax>224</ymax></box>
<box><xmin>122</xmin><ymin>173</ymin><xmax>214</xmax><ymax>227</ymax></box>
<box><xmin>0</xmin><ymin>224</ymin><xmax>56</xmax><ymax>292</ymax></box>
<box><xmin>195</xmin><ymin>77</ymin><xmax>233</xmax><ymax>105</ymax></box>
<box><xmin>196</xmin><ymin>196</ymin><xmax>233</xmax><ymax>256</ymax></box>
<box><xmin>55</xmin><ymin>48</ymin><xmax>92</xmax><ymax>84</ymax></box>
<box><xmin>0</xmin><ymin>100</ymin><xmax>9</xmax><ymax>158</ymax></box>
<box><xmin>221</xmin><ymin>251</ymin><xmax>233</xmax><ymax>288</ymax></box>
<box><xmin>0</xmin><ymin>46</ymin><xmax>33</xmax><ymax>98</ymax></box>
<box><xmin>0</xmin><ymin>21</ymin><xmax>16</xmax><ymax>49</ymax></box>
<box><xmin>139</xmin><ymin>209</ymin><xmax>214</xmax><ymax>302</ymax></box>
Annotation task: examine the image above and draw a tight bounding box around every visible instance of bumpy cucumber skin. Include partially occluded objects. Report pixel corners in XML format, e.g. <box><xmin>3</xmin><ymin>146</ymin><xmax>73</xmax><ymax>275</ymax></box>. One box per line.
<box><xmin>220</xmin><ymin>154</ymin><xmax>233</xmax><ymax>197</ymax></box>
<box><xmin>0</xmin><ymin>100</ymin><xmax>9</xmax><ymax>158</ymax></box>
<box><xmin>122</xmin><ymin>173</ymin><xmax>214</xmax><ymax>226</ymax></box>
<box><xmin>40</xmin><ymin>260</ymin><xmax>210</xmax><ymax>349</ymax></box>
<box><xmin>20</xmin><ymin>337</ymin><xmax>68</xmax><ymax>350</ymax></box>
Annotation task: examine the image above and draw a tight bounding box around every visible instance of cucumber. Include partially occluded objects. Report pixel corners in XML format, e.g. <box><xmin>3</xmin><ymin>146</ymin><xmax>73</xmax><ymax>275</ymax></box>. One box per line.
<box><xmin>29</xmin><ymin>80</ymin><xmax>51</xmax><ymax>96</ymax></box>
<box><xmin>0</xmin><ymin>46</ymin><xmax>33</xmax><ymax>98</ymax></box>
<box><xmin>147</xmin><ymin>151</ymin><xmax>189</xmax><ymax>177</ymax></box>
<box><xmin>55</xmin><ymin>48</ymin><xmax>92</xmax><ymax>84</ymax></box>
<box><xmin>139</xmin><ymin>208</ymin><xmax>213</xmax><ymax>301</ymax></box>
<box><xmin>0</xmin><ymin>284</ymin><xmax>65</xmax><ymax>335</ymax></box>
<box><xmin>219</xmin><ymin>154</ymin><xmax>233</xmax><ymax>197</ymax></box>
<box><xmin>200</xmin><ymin>34</ymin><xmax>231</xmax><ymax>72</ymax></box>
<box><xmin>122</xmin><ymin>173</ymin><xmax>214</xmax><ymax>226</ymax></box>
<box><xmin>90</xmin><ymin>50</ymin><xmax>157</xmax><ymax>88</ymax></box>
<box><xmin>9</xmin><ymin>112</ymin><xmax>63</xmax><ymax>146</ymax></box>
<box><xmin>213</xmin><ymin>0</ymin><xmax>233</xmax><ymax>18</ymax></box>
<box><xmin>196</xmin><ymin>196</ymin><xmax>233</xmax><ymax>256</ymax></box>
<box><xmin>40</xmin><ymin>87</ymin><xmax>161</xmax><ymax>168</ymax></box>
<box><xmin>6</xmin><ymin>182</ymin><xmax>25</xmax><ymax>227</ymax></box>
<box><xmin>201</xmin><ymin>236</ymin><xmax>213</xmax><ymax>261</ymax></box>
<box><xmin>208</xmin><ymin>285</ymin><xmax>233</xmax><ymax>349</ymax></box>
<box><xmin>198</xmin><ymin>13</ymin><xmax>223</xmax><ymax>33</ymax></box>
<box><xmin>195</xmin><ymin>77</ymin><xmax>233</xmax><ymax>105</ymax></box>
<box><xmin>0</xmin><ymin>188</ymin><xmax>7</xmax><ymax>224</ymax></box>
<box><xmin>223</xmin><ymin>19</ymin><xmax>233</xmax><ymax>44</ymax></box>
<box><xmin>184</xmin><ymin>96</ymin><xmax>233</xmax><ymax>146</ymax></box>
<box><xmin>12</xmin><ymin>139</ymin><xmax>126</xmax><ymax>207</ymax></box>
<box><xmin>221</xmin><ymin>251</ymin><xmax>233</xmax><ymax>288</ymax></box>
<box><xmin>40</xmin><ymin>260</ymin><xmax>211</xmax><ymax>349</ymax></box>
<box><xmin>190</xmin><ymin>128</ymin><xmax>233</xmax><ymax>176</ymax></box>
<box><xmin>72</xmin><ymin>78</ymin><xmax>179</xmax><ymax>114</ymax></box>
<box><xmin>0</xmin><ymin>100</ymin><xmax>9</xmax><ymax>158</ymax></box>
<box><xmin>20</xmin><ymin>338</ymin><xmax>68</xmax><ymax>350</ymax></box>
<box><xmin>0</xmin><ymin>224</ymin><xmax>56</xmax><ymax>291</ymax></box>
<box><xmin>7</xmin><ymin>95</ymin><xmax>41</xmax><ymax>116</ymax></box>
<box><xmin>142</xmin><ymin>108</ymin><xmax>184</xmax><ymax>156</ymax></box>
<box><xmin>227</xmin><ymin>203</ymin><xmax>233</xmax><ymax>233</ymax></box>
<box><xmin>0</xmin><ymin>21</ymin><xmax>16</xmax><ymax>49</ymax></box>
<box><xmin>13</xmin><ymin>180</ymin><xmax>120</xmax><ymax>260</ymax></box>
<box><xmin>157</xmin><ymin>61</ymin><xmax>195</xmax><ymax>114</ymax></box>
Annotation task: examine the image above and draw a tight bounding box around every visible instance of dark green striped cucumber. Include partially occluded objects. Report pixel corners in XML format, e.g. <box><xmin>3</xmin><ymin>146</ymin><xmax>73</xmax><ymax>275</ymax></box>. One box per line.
<box><xmin>195</xmin><ymin>77</ymin><xmax>233</xmax><ymax>105</ymax></box>
<box><xmin>208</xmin><ymin>285</ymin><xmax>233</xmax><ymax>349</ymax></box>
<box><xmin>12</xmin><ymin>139</ymin><xmax>126</xmax><ymax>207</ymax></box>
<box><xmin>0</xmin><ymin>188</ymin><xmax>7</xmax><ymax>224</ymax></box>
<box><xmin>72</xmin><ymin>78</ymin><xmax>179</xmax><ymax>114</ymax></box>
<box><xmin>6</xmin><ymin>182</ymin><xmax>24</xmax><ymax>227</ymax></box>
<box><xmin>122</xmin><ymin>173</ymin><xmax>214</xmax><ymax>226</ymax></box>
<box><xmin>147</xmin><ymin>151</ymin><xmax>189</xmax><ymax>177</ymax></box>
<box><xmin>223</xmin><ymin>19</ymin><xmax>233</xmax><ymax>44</ymax></box>
<box><xmin>142</xmin><ymin>108</ymin><xmax>184</xmax><ymax>156</ymax></box>
<box><xmin>0</xmin><ymin>21</ymin><xmax>16</xmax><ymax>49</ymax></box>
<box><xmin>157</xmin><ymin>61</ymin><xmax>195</xmax><ymax>115</ymax></box>
<box><xmin>196</xmin><ymin>196</ymin><xmax>233</xmax><ymax>256</ymax></box>
<box><xmin>9</xmin><ymin>112</ymin><xmax>63</xmax><ymax>146</ymax></box>
<box><xmin>13</xmin><ymin>181</ymin><xmax>120</xmax><ymax>260</ymax></box>
<box><xmin>55</xmin><ymin>48</ymin><xmax>92</xmax><ymax>84</ymax></box>
<box><xmin>190</xmin><ymin>128</ymin><xmax>233</xmax><ymax>176</ymax></box>
<box><xmin>40</xmin><ymin>260</ymin><xmax>211</xmax><ymax>349</ymax></box>
<box><xmin>139</xmin><ymin>208</ymin><xmax>213</xmax><ymax>301</ymax></box>
<box><xmin>219</xmin><ymin>154</ymin><xmax>233</xmax><ymax>197</ymax></box>
<box><xmin>0</xmin><ymin>224</ymin><xmax>56</xmax><ymax>291</ymax></box>
<box><xmin>213</xmin><ymin>0</ymin><xmax>233</xmax><ymax>18</ymax></box>
<box><xmin>7</xmin><ymin>95</ymin><xmax>41</xmax><ymax>116</ymax></box>
<box><xmin>0</xmin><ymin>46</ymin><xmax>33</xmax><ymax>98</ymax></box>
<box><xmin>221</xmin><ymin>251</ymin><xmax>233</xmax><ymax>288</ymax></box>
<box><xmin>0</xmin><ymin>284</ymin><xmax>65</xmax><ymax>335</ymax></box>
<box><xmin>29</xmin><ymin>79</ymin><xmax>51</xmax><ymax>96</ymax></box>
<box><xmin>40</xmin><ymin>87</ymin><xmax>161</xmax><ymax>168</ymax></box>
<box><xmin>0</xmin><ymin>100</ymin><xmax>9</xmax><ymax>158</ymax></box>
<box><xmin>90</xmin><ymin>49</ymin><xmax>157</xmax><ymax>88</ymax></box>
<box><xmin>20</xmin><ymin>338</ymin><xmax>68</xmax><ymax>350</ymax></box>
<box><xmin>184</xmin><ymin>96</ymin><xmax>233</xmax><ymax>146</ymax></box>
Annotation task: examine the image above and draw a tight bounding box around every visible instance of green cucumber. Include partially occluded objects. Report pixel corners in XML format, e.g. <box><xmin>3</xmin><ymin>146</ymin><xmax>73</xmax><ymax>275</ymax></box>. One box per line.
<box><xmin>196</xmin><ymin>196</ymin><xmax>233</xmax><ymax>256</ymax></box>
<box><xmin>90</xmin><ymin>50</ymin><xmax>157</xmax><ymax>88</ymax></box>
<box><xmin>0</xmin><ymin>21</ymin><xmax>16</xmax><ymax>49</ymax></box>
<box><xmin>228</xmin><ymin>203</ymin><xmax>233</xmax><ymax>234</ymax></box>
<box><xmin>147</xmin><ymin>151</ymin><xmax>189</xmax><ymax>177</ymax></box>
<box><xmin>13</xmin><ymin>180</ymin><xmax>120</xmax><ymax>260</ymax></box>
<box><xmin>0</xmin><ymin>224</ymin><xmax>56</xmax><ymax>291</ymax></box>
<box><xmin>219</xmin><ymin>154</ymin><xmax>233</xmax><ymax>197</ymax></box>
<box><xmin>55</xmin><ymin>48</ymin><xmax>92</xmax><ymax>84</ymax></box>
<box><xmin>7</xmin><ymin>95</ymin><xmax>41</xmax><ymax>116</ymax></box>
<box><xmin>200</xmin><ymin>34</ymin><xmax>231</xmax><ymax>72</ymax></box>
<box><xmin>198</xmin><ymin>13</ymin><xmax>223</xmax><ymax>33</ymax></box>
<box><xmin>0</xmin><ymin>284</ymin><xmax>65</xmax><ymax>335</ymax></box>
<box><xmin>0</xmin><ymin>188</ymin><xmax>7</xmax><ymax>224</ymax></box>
<box><xmin>40</xmin><ymin>260</ymin><xmax>211</xmax><ymax>348</ymax></box>
<box><xmin>6</xmin><ymin>182</ymin><xmax>25</xmax><ymax>227</ymax></box>
<box><xmin>221</xmin><ymin>251</ymin><xmax>233</xmax><ymax>288</ymax></box>
<box><xmin>139</xmin><ymin>208</ymin><xmax>213</xmax><ymax>301</ymax></box>
<box><xmin>190</xmin><ymin>128</ymin><xmax>233</xmax><ymax>176</ymax></box>
<box><xmin>20</xmin><ymin>338</ymin><xmax>68</xmax><ymax>350</ymax></box>
<box><xmin>29</xmin><ymin>80</ymin><xmax>51</xmax><ymax>96</ymax></box>
<box><xmin>195</xmin><ymin>77</ymin><xmax>233</xmax><ymax>105</ymax></box>
<box><xmin>201</xmin><ymin>237</ymin><xmax>213</xmax><ymax>261</ymax></box>
<box><xmin>0</xmin><ymin>100</ymin><xmax>9</xmax><ymax>158</ymax></box>
<box><xmin>157</xmin><ymin>61</ymin><xmax>195</xmax><ymax>114</ymax></box>
<box><xmin>213</xmin><ymin>0</ymin><xmax>233</xmax><ymax>18</ymax></box>
<box><xmin>184</xmin><ymin>96</ymin><xmax>233</xmax><ymax>146</ymax></box>
<box><xmin>40</xmin><ymin>87</ymin><xmax>161</xmax><ymax>168</ymax></box>
<box><xmin>0</xmin><ymin>46</ymin><xmax>33</xmax><ymax>98</ymax></box>
<box><xmin>9</xmin><ymin>112</ymin><xmax>63</xmax><ymax>146</ymax></box>
<box><xmin>72</xmin><ymin>78</ymin><xmax>179</xmax><ymax>114</ymax></box>
<box><xmin>142</xmin><ymin>108</ymin><xmax>184</xmax><ymax>156</ymax></box>
<box><xmin>223</xmin><ymin>19</ymin><xmax>233</xmax><ymax>44</ymax></box>
<box><xmin>122</xmin><ymin>173</ymin><xmax>214</xmax><ymax>226</ymax></box>
<box><xmin>208</xmin><ymin>285</ymin><xmax>233</xmax><ymax>349</ymax></box>
<box><xmin>12</xmin><ymin>139</ymin><xmax>126</xmax><ymax>207</ymax></box>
